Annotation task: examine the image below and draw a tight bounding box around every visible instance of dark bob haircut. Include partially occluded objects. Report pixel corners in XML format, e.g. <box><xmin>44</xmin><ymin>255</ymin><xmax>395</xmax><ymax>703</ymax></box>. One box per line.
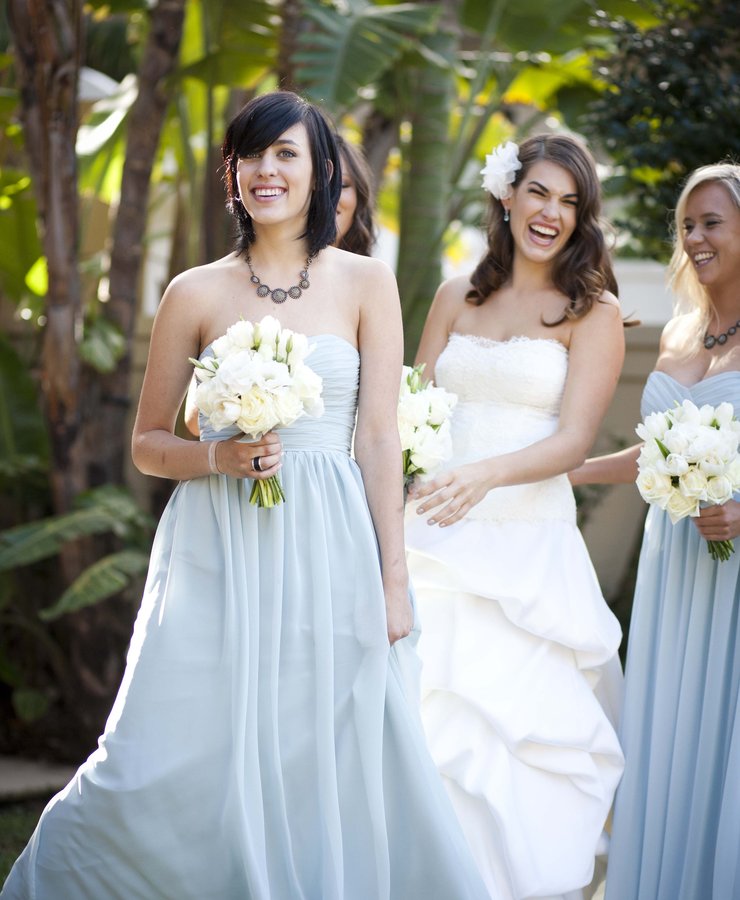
<box><xmin>222</xmin><ymin>91</ymin><xmax>341</xmax><ymax>258</ymax></box>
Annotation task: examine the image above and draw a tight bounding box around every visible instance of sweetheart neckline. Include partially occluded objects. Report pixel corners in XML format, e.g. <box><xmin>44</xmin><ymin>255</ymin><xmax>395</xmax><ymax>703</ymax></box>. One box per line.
<box><xmin>448</xmin><ymin>332</ymin><xmax>568</xmax><ymax>354</ymax></box>
<box><xmin>199</xmin><ymin>332</ymin><xmax>359</xmax><ymax>360</ymax></box>
<box><xmin>649</xmin><ymin>369</ymin><xmax>740</xmax><ymax>390</ymax></box>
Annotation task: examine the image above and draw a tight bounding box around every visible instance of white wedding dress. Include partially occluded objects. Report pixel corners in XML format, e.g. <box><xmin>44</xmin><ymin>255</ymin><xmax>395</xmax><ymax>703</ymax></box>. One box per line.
<box><xmin>405</xmin><ymin>334</ymin><xmax>625</xmax><ymax>900</ymax></box>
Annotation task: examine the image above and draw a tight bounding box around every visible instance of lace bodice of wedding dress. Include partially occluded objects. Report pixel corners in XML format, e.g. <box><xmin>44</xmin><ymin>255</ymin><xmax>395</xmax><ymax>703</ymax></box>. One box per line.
<box><xmin>434</xmin><ymin>333</ymin><xmax>575</xmax><ymax>523</ymax></box>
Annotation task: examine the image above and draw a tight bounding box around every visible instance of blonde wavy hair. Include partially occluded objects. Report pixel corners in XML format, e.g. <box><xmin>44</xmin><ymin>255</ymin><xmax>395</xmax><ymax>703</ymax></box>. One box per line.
<box><xmin>668</xmin><ymin>162</ymin><xmax>740</xmax><ymax>339</ymax></box>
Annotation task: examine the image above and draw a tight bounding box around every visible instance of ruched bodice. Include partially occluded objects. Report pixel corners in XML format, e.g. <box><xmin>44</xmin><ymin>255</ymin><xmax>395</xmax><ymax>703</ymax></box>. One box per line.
<box><xmin>199</xmin><ymin>333</ymin><xmax>359</xmax><ymax>454</ymax></box>
<box><xmin>434</xmin><ymin>333</ymin><xmax>574</xmax><ymax>522</ymax></box>
<box><xmin>642</xmin><ymin>369</ymin><xmax>740</xmax><ymax>418</ymax></box>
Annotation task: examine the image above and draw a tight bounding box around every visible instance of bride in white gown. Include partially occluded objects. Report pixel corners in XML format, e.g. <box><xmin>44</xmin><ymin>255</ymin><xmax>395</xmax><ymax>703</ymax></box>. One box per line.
<box><xmin>405</xmin><ymin>135</ymin><xmax>626</xmax><ymax>900</ymax></box>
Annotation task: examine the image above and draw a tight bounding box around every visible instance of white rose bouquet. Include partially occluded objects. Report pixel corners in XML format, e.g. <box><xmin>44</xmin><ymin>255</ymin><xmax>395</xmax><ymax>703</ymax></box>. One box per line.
<box><xmin>190</xmin><ymin>316</ymin><xmax>324</xmax><ymax>507</ymax></box>
<box><xmin>398</xmin><ymin>364</ymin><xmax>457</xmax><ymax>490</ymax></box>
<box><xmin>635</xmin><ymin>399</ymin><xmax>740</xmax><ymax>561</ymax></box>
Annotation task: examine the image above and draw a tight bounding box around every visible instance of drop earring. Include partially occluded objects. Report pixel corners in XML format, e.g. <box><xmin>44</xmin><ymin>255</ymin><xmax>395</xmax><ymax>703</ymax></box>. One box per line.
<box><xmin>503</xmin><ymin>210</ymin><xmax>510</xmax><ymax>223</ymax></box>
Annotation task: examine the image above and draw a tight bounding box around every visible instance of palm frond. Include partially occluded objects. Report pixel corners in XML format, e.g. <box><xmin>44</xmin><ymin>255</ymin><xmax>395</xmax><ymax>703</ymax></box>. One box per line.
<box><xmin>39</xmin><ymin>549</ymin><xmax>149</xmax><ymax>620</ymax></box>
<box><xmin>295</xmin><ymin>1</ymin><xmax>439</xmax><ymax>113</ymax></box>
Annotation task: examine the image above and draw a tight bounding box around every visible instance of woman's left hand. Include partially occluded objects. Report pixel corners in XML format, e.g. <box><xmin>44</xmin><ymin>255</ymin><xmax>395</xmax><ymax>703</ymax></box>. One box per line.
<box><xmin>384</xmin><ymin>583</ymin><xmax>413</xmax><ymax>645</ymax></box>
<box><xmin>693</xmin><ymin>499</ymin><xmax>740</xmax><ymax>542</ymax></box>
<box><xmin>409</xmin><ymin>462</ymin><xmax>491</xmax><ymax>527</ymax></box>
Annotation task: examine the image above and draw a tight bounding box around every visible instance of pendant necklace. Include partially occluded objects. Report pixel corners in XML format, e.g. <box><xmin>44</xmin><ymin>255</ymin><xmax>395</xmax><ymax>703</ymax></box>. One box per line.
<box><xmin>704</xmin><ymin>318</ymin><xmax>740</xmax><ymax>349</ymax></box>
<box><xmin>245</xmin><ymin>252</ymin><xmax>313</xmax><ymax>304</ymax></box>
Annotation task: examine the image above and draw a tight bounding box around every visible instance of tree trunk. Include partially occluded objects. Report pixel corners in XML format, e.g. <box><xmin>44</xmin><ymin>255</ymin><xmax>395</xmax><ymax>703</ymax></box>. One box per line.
<box><xmin>395</xmin><ymin>0</ymin><xmax>459</xmax><ymax>360</ymax></box>
<box><xmin>97</xmin><ymin>0</ymin><xmax>186</xmax><ymax>488</ymax></box>
<box><xmin>277</xmin><ymin>0</ymin><xmax>304</xmax><ymax>91</ymax></box>
<box><xmin>8</xmin><ymin>0</ymin><xmax>86</xmax><ymax>517</ymax></box>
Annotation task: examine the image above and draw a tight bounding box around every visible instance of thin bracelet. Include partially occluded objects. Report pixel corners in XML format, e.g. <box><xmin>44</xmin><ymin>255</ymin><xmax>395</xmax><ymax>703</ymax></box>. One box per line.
<box><xmin>208</xmin><ymin>441</ymin><xmax>221</xmax><ymax>475</ymax></box>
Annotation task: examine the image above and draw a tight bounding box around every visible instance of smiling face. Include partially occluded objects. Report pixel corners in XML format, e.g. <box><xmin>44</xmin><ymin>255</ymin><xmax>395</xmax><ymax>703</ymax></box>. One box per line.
<box><xmin>682</xmin><ymin>181</ymin><xmax>740</xmax><ymax>293</ymax></box>
<box><xmin>236</xmin><ymin>122</ymin><xmax>315</xmax><ymax>231</ymax></box>
<box><xmin>503</xmin><ymin>159</ymin><xmax>578</xmax><ymax>265</ymax></box>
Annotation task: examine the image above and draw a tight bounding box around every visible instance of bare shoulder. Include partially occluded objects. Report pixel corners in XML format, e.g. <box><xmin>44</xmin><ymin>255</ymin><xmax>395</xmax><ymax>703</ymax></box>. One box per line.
<box><xmin>166</xmin><ymin>253</ymin><xmax>238</xmax><ymax>298</ymax></box>
<box><xmin>660</xmin><ymin>311</ymin><xmax>699</xmax><ymax>347</ymax></box>
<box><xmin>596</xmin><ymin>289</ymin><xmax>621</xmax><ymax>314</ymax></box>
<box><xmin>428</xmin><ymin>274</ymin><xmax>474</xmax><ymax>321</ymax></box>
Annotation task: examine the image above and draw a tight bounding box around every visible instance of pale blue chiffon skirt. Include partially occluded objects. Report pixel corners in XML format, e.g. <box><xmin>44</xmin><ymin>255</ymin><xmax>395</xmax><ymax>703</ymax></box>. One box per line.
<box><xmin>2</xmin><ymin>335</ymin><xmax>489</xmax><ymax>900</ymax></box>
<box><xmin>605</xmin><ymin>371</ymin><xmax>740</xmax><ymax>900</ymax></box>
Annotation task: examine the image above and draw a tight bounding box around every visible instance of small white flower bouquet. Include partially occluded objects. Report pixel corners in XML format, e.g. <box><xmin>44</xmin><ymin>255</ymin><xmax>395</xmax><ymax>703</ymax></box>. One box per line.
<box><xmin>398</xmin><ymin>364</ymin><xmax>457</xmax><ymax>490</ymax></box>
<box><xmin>635</xmin><ymin>399</ymin><xmax>740</xmax><ymax>561</ymax></box>
<box><xmin>190</xmin><ymin>316</ymin><xmax>324</xmax><ymax>507</ymax></box>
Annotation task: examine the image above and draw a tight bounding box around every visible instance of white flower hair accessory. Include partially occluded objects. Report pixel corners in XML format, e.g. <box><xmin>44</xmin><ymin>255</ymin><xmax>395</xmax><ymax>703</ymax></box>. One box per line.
<box><xmin>480</xmin><ymin>141</ymin><xmax>522</xmax><ymax>200</ymax></box>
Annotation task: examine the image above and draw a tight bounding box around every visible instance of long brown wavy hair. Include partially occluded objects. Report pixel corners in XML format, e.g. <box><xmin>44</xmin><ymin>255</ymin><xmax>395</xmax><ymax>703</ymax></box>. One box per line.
<box><xmin>467</xmin><ymin>133</ymin><xmax>618</xmax><ymax>324</ymax></box>
<box><xmin>334</xmin><ymin>135</ymin><xmax>376</xmax><ymax>257</ymax></box>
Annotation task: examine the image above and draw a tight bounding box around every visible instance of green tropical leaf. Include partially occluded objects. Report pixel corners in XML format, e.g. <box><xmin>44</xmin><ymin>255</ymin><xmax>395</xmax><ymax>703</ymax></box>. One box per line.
<box><xmin>79</xmin><ymin>315</ymin><xmax>127</xmax><ymax>373</ymax></box>
<box><xmin>0</xmin><ymin>486</ymin><xmax>149</xmax><ymax>571</ymax></box>
<box><xmin>295</xmin><ymin>0</ymin><xmax>439</xmax><ymax>112</ymax></box>
<box><xmin>40</xmin><ymin>549</ymin><xmax>149</xmax><ymax>620</ymax></box>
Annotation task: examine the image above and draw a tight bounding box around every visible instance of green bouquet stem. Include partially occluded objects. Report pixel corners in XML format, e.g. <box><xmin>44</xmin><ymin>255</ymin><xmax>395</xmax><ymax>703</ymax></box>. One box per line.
<box><xmin>249</xmin><ymin>474</ymin><xmax>286</xmax><ymax>508</ymax></box>
<box><xmin>707</xmin><ymin>539</ymin><xmax>735</xmax><ymax>562</ymax></box>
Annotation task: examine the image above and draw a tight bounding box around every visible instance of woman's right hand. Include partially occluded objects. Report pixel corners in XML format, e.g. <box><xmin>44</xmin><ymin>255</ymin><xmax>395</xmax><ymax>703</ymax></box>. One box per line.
<box><xmin>213</xmin><ymin>432</ymin><xmax>282</xmax><ymax>479</ymax></box>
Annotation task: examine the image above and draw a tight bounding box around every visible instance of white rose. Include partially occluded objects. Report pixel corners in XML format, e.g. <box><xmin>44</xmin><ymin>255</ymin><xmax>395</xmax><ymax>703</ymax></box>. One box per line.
<box><xmin>217</xmin><ymin>351</ymin><xmax>261</xmax><ymax>394</ymax></box>
<box><xmin>212</xmin><ymin>333</ymin><xmax>235</xmax><ymax>359</ymax></box>
<box><xmin>665</xmin><ymin>489</ymin><xmax>699</xmax><ymax>524</ymax></box>
<box><xmin>686</xmin><ymin>427</ymin><xmax>724</xmax><ymax>460</ymax></box>
<box><xmin>706</xmin><ymin>474</ymin><xmax>734</xmax><ymax>505</ymax></box>
<box><xmin>398</xmin><ymin>419</ymin><xmax>417</xmax><ymax>451</ymax></box>
<box><xmin>636</xmin><ymin>410</ymin><xmax>671</xmax><ymax>442</ymax></box>
<box><xmin>636</xmin><ymin>468</ymin><xmax>674</xmax><ymax>507</ymax></box>
<box><xmin>270</xmin><ymin>389</ymin><xmax>305</xmax><ymax>427</ymax></box>
<box><xmin>291</xmin><ymin>364</ymin><xmax>324</xmax><ymax>417</ymax></box>
<box><xmin>662</xmin><ymin>424</ymin><xmax>694</xmax><ymax>456</ymax></box>
<box><xmin>398</xmin><ymin>391</ymin><xmax>432</xmax><ymax>428</ymax></box>
<box><xmin>409</xmin><ymin>425</ymin><xmax>451</xmax><ymax>475</ymax></box>
<box><xmin>697</xmin><ymin>451</ymin><xmax>729</xmax><ymax>477</ymax></box>
<box><xmin>713</xmin><ymin>402</ymin><xmax>736</xmax><ymax>427</ymax></box>
<box><xmin>236</xmin><ymin>388</ymin><xmax>276</xmax><ymax>436</ymax></box>
<box><xmin>675</xmin><ymin>399</ymin><xmax>701</xmax><ymax>425</ymax></box>
<box><xmin>726</xmin><ymin>456</ymin><xmax>740</xmax><ymax>489</ymax></box>
<box><xmin>225</xmin><ymin>319</ymin><xmax>255</xmax><ymax>350</ymax></box>
<box><xmin>663</xmin><ymin>453</ymin><xmax>689</xmax><ymax>477</ymax></box>
<box><xmin>426</xmin><ymin>387</ymin><xmax>457</xmax><ymax>427</ymax></box>
<box><xmin>678</xmin><ymin>467</ymin><xmax>709</xmax><ymax>501</ymax></box>
<box><xmin>259</xmin><ymin>360</ymin><xmax>292</xmax><ymax>391</ymax></box>
<box><xmin>637</xmin><ymin>440</ymin><xmax>666</xmax><ymax>469</ymax></box>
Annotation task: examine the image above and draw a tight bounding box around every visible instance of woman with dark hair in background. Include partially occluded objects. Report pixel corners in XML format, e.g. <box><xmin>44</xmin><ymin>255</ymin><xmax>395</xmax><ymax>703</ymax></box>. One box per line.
<box><xmin>572</xmin><ymin>162</ymin><xmax>740</xmax><ymax>900</ymax></box>
<box><xmin>406</xmin><ymin>133</ymin><xmax>626</xmax><ymax>899</ymax></box>
<box><xmin>334</xmin><ymin>133</ymin><xmax>376</xmax><ymax>257</ymax></box>
<box><xmin>2</xmin><ymin>91</ymin><xmax>488</xmax><ymax>900</ymax></box>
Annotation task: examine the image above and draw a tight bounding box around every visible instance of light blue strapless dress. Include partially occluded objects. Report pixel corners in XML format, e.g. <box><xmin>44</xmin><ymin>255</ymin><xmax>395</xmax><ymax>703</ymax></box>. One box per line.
<box><xmin>605</xmin><ymin>370</ymin><xmax>740</xmax><ymax>900</ymax></box>
<box><xmin>1</xmin><ymin>334</ymin><xmax>489</xmax><ymax>900</ymax></box>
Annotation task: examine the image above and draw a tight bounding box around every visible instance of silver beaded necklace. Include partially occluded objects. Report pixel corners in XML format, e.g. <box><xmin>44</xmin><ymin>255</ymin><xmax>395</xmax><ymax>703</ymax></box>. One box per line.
<box><xmin>704</xmin><ymin>319</ymin><xmax>740</xmax><ymax>349</ymax></box>
<box><xmin>245</xmin><ymin>253</ymin><xmax>313</xmax><ymax>304</ymax></box>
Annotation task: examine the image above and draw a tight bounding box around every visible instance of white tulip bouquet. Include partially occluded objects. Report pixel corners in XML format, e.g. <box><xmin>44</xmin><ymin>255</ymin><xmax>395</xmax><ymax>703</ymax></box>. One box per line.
<box><xmin>635</xmin><ymin>399</ymin><xmax>740</xmax><ymax>561</ymax></box>
<box><xmin>397</xmin><ymin>364</ymin><xmax>457</xmax><ymax>490</ymax></box>
<box><xmin>190</xmin><ymin>316</ymin><xmax>324</xmax><ymax>507</ymax></box>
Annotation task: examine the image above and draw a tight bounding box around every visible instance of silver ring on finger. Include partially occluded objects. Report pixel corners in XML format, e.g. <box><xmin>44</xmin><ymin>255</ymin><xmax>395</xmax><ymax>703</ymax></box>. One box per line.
<box><xmin>253</xmin><ymin>456</ymin><xmax>263</xmax><ymax>473</ymax></box>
